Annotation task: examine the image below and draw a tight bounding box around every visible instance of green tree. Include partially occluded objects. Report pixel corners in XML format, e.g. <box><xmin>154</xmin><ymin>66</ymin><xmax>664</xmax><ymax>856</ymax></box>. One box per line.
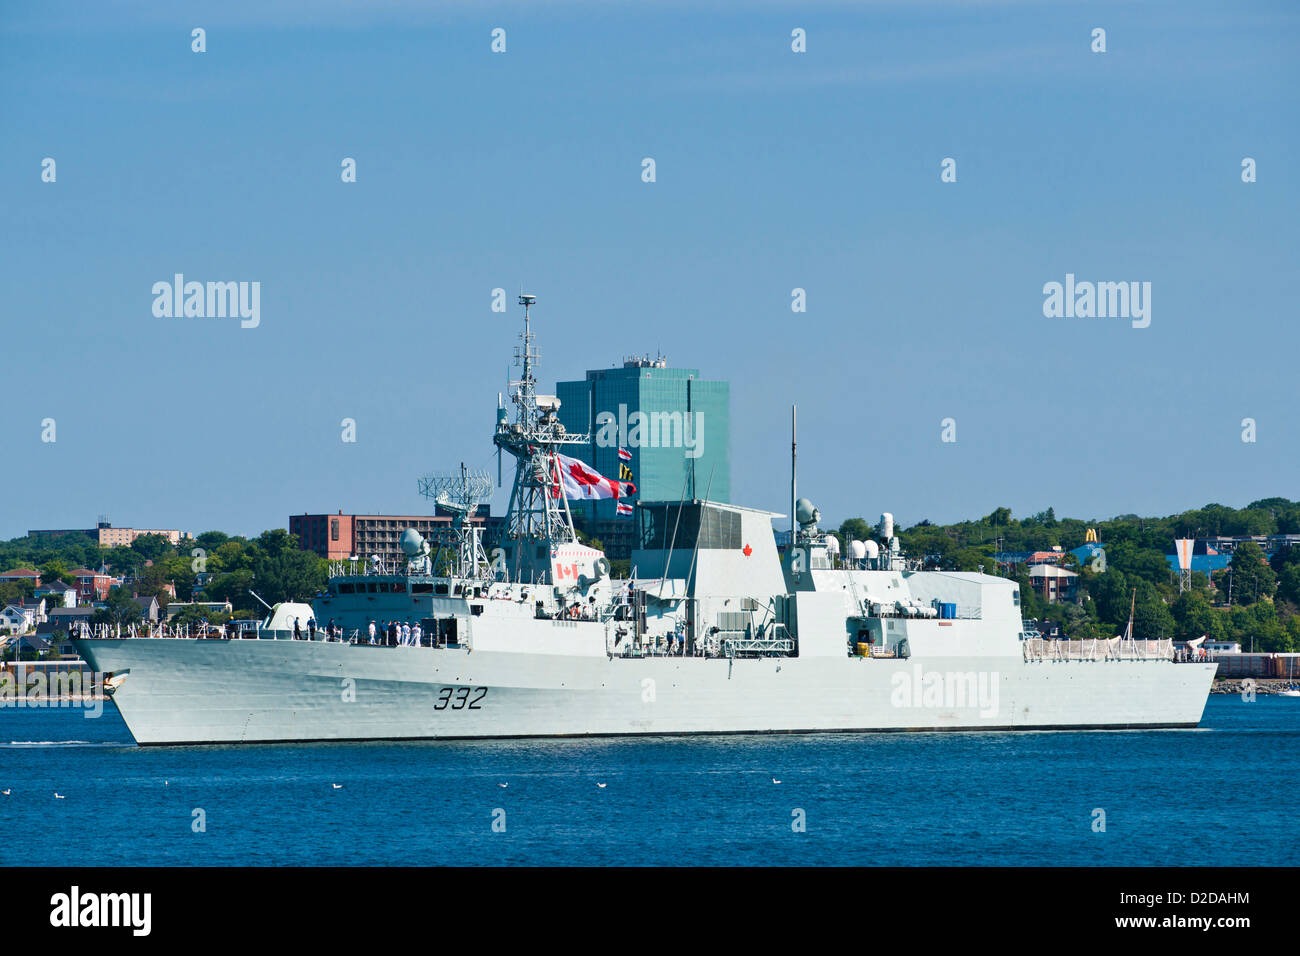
<box><xmin>135</xmin><ymin>564</ymin><xmax>172</xmax><ymax>601</ymax></box>
<box><xmin>985</xmin><ymin>507</ymin><xmax>1012</xmax><ymax>527</ymax></box>
<box><xmin>838</xmin><ymin>518</ymin><xmax>874</xmax><ymax>544</ymax></box>
<box><xmin>1170</xmin><ymin>589</ymin><xmax>1225</xmax><ymax>643</ymax></box>
<box><xmin>1240</xmin><ymin>602</ymin><xmax>1291</xmax><ymax>652</ymax></box>
<box><xmin>194</xmin><ymin>531</ymin><xmax>231</xmax><ymax>551</ymax></box>
<box><xmin>93</xmin><ymin>586</ymin><xmax>145</xmax><ymax>627</ymax></box>
<box><xmin>254</xmin><ymin>549</ymin><xmax>326</xmax><ymax>602</ymax></box>
<box><xmin>130</xmin><ymin>534</ymin><xmax>173</xmax><ymax>562</ymax></box>
<box><xmin>1091</xmin><ymin>568</ymin><xmax>1131</xmax><ymax>631</ymax></box>
<box><xmin>170</xmin><ymin>603</ymin><xmax>230</xmax><ymax>630</ymax></box>
<box><xmin>1132</xmin><ymin>582</ymin><xmax>1175</xmax><ymax>640</ymax></box>
<box><xmin>40</xmin><ymin>559</ymin><xmax>74</xmax><ymax>584</ymax></box>
<box><xmin>256</xmin><ymin>529</ymin><xmax>299</xmax><ymax>558</ymax></box>
<box><xmin>1277</xmin><ymin>564</ymin><xmax>1300</xmax><ymax>606</ymax></box>
<box><xmin>101</xmin><ymin>546</ymin><xmax>146</xmax><ymax>577</ymax></box>
<box><xmin>1228</xmin><ymin>542</ymin><xmax>1276</xmax><ymax>605</ymax></box>
<box><xmin>205</xmin><ymin>570</ymin><xmax>257</xmax><ymax>614</ymax></box>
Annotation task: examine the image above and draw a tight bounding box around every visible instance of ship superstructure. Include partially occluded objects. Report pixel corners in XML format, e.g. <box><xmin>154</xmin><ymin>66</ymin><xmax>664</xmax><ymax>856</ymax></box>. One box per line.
<box><xmin>74</xmin><ymin>296</ymin><xmax>1217</xmax><ymax>745</ymax></box>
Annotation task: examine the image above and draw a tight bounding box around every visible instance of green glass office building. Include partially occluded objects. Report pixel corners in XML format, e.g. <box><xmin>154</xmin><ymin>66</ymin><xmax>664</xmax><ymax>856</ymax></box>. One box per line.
<box><xmin>556</xmin><ymin>357</ymin><xmax>730</xmax><ymax>541</ymax></box>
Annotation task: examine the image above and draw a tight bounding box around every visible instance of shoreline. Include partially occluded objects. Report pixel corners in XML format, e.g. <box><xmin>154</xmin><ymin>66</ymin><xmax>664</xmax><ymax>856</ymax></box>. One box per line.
<box><xmin>1211</xmin><ymin>678</ymin><xmax>1297</xmax><ymax>695</ymax></box>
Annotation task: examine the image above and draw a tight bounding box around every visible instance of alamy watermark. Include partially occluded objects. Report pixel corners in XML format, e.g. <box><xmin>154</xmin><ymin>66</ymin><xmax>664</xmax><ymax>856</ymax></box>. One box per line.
<box><xmin>152</xmin><ymin>274</ymin><xmax>260</xmax><ymax>328</ymax></box>
<box><xmin>889</xmin><ymin>665</ymin><xmax>1000</xmax><ymax>718</ymax></box>
<box><xmin>0</xmin><ymin>666</ymin><xmax>105</xmax><ymax>718</ymax></box>
<box><xmin>1042</xmin><ymin>273</ymin><xmax>1150</xmax><ymax>328</ymax></box>
<box><xmin>594</xmin><ymin>404</ymin><xmax>704</xmax><ymax>458</ymax></box>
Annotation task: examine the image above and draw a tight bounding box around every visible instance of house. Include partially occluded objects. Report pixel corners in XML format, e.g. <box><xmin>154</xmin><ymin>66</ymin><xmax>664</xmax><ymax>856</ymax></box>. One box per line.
<box><xmin>1</xmin><ymin>604</ymin><xmax>36</xmax><ymax>634</ymax></box>
<box><xmin>0</xmin><ymin>568</ymin><xmax>41</xmax><ymax>587</ymax></box>
<box><xmin>1027</xmin><ymin>564</ymin><xmax>1079</xmax><ymax>604</ymax></box>
<box><xmin>43</xmin><ymin>606</ymin><xmax>97</xmax><ymax>636</ymax></box>
<box><xmin>69</xmin><ymin>568</ymin><xmax>119</xmax><ymax>603</ymax></box>
<box><xmin>10</xmin><ymin>633</ymin><xmax>51</xmax><ymax>657</ymax></box>
<box><xmin>133</xmin><ymin>595</ymin><xmax>161</xmax><ymax>622</ymax></box>
<box><xmin>34</xmin><ymin>581</ymin><xmax>78</xmax><ymax>607</ymax></box>
<box><xmin>21</xmin><ymin>598</ymin><xmax>48</xmax><ymax>625</ymax></box>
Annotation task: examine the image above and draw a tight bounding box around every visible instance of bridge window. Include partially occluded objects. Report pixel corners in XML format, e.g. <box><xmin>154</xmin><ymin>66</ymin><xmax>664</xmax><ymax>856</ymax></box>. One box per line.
<box><xmin>638</xmin><ymin>503</ymin><xmax>741</xmax><ymax>551</ymax></box>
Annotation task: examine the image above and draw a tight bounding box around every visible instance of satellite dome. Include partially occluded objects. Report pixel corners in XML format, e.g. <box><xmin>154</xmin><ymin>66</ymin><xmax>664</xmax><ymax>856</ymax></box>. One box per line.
<box><xmin>864</xmin><ymin>540</ymin><xmax>880</xmax><ymax>559</ymax></box>
<box><xmin>400</xmin><ymin>528</ymin><xmax>426</xmax><ymax>557</ymax></box>
<box><xmin>823</xmin><ymin>535</ymin><xmax>841</xmax><ymax>555</ymax></box>
<box><xmin>849</xmin><ymin>540</ymin><xmax>866</xmax><ymax>560</ymax></box>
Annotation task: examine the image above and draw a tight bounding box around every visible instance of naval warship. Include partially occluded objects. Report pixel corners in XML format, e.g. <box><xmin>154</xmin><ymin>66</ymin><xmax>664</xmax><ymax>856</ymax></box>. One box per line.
<box><xmin>75</xmin><ymin>296</ymin><xmax>1216</xmax><ymax>745</ymax></box>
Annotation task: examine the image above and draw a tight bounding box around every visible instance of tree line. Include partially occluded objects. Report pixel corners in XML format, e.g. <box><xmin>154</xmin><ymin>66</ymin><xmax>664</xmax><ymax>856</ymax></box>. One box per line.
<box><xmin>832</xmin><ymin>498</ymin><xmax>1300</xmax><ymax>652</ymax></box>
<box><xmin>0</xmin><ymin>529</ymin><xmax>328</xmax><ymax>629</ymax></box>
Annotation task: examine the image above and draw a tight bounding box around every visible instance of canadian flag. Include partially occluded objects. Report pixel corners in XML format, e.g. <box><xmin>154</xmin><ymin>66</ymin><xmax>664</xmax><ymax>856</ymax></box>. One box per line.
<box><xmin>550</xmin><ymin>452</ymin><xmax>637</xmax><ymax>501</ymax></box>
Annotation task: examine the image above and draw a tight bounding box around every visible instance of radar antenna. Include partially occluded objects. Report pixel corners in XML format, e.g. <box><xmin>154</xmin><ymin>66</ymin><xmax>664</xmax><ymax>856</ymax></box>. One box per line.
<box><xmin>418</xmin><ymin>463</ymin><xmax>495</xmax><ymax>578</ymax></box>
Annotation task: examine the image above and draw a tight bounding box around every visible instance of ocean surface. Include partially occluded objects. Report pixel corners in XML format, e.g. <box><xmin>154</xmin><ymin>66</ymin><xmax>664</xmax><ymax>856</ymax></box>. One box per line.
<box><xmin>0</xmin><ymin>695</ymin><xmax>1295</xmax><ymax>866</ymax></box>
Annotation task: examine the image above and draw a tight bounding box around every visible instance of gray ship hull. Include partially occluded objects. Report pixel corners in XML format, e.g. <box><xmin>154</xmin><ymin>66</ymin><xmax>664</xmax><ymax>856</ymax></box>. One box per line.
<box><xmin>76</xmin><ymin>638</ymin><xmax>1217</xmax><ymax>745</ymax></box>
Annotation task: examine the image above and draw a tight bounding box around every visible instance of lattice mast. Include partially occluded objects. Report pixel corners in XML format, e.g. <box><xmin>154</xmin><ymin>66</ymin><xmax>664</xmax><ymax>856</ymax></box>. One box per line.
<box><xmin>493</xmin><ymin>294</ymin><xmax>590</xmax><ymax>546</ymax></box>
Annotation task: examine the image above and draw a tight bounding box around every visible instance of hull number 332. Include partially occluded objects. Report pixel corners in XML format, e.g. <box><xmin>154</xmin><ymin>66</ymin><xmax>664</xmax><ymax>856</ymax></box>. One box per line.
<box><xmin>435</xmin><ymin>686</ymin><xmax>488</xmax><ymax>710</ymax></box>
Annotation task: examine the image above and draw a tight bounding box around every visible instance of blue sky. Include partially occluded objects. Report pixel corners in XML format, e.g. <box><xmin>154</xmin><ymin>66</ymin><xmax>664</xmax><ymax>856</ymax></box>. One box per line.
<box><xmin>2</xmin><ymin>0</ymin><xmax>1297</xmax><ymax>540</ymax></box>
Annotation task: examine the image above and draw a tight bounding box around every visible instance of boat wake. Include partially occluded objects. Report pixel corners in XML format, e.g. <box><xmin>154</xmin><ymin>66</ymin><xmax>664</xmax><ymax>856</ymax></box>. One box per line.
<box><xmin>3</xmin><ymin>740</ymin><xmax>119</xmax><ymax>748</ymax></box>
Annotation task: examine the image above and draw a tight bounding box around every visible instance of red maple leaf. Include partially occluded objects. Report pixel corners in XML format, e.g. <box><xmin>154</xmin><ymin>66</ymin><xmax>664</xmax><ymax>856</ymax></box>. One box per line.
<box><xmin>567</xmin><ymin>462</ymin><xmax>601</xmax><ymax>487</ymax></box>
<box><xmin>742</xmin><ymin>544</ymin><xmax>752</xmax><ymax>556</ymax></box>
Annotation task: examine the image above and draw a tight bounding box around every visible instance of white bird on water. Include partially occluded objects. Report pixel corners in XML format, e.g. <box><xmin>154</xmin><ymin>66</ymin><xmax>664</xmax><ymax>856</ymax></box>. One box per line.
<box><xmin>2</xmin><ymin>789</ymin><xmax>10</xmax><ymax>796</ymax></box>
<box><xmin>498</xmin><ymin>783</ymin><xmax>508</xmax><ymax>788</ymax></box>
<box><xmin>54</xmin><ymin>792</ymin><xmax>65</xmax><ymax>799</ymax></box>
<box><xmin>596</xmin><ymin>782</ymin><xmax>607</xmax><ymax>789</ymax></box>
<box><xmin>332</xmin><ymin>783</ymin><xmax>343</xmax><ymax>790</ymax></box>
<box><xmin>772</xmin><ymin>778</ymin><xmax>782</xmax><ymax>785</ymax></box>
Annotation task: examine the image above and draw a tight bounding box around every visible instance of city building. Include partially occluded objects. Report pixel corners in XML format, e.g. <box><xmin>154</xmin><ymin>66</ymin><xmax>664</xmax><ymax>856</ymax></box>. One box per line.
<box><xmin>68</xmin><ymin>568</ymin><xmax>120</xmax><ymax>603</ymax></box>
<box><xmin>1027</xmin><ymin>564</ymin><xmax>1079</xmax><ymax>604</ymax></box>
<box><xmin>1163</xmin><ymin>553</ymin><xmax>1231</xmax><ymax>574</ymax></box>
<box><xmin>27</xmin><ymin>520</ymin><xmax>190</xmax><ymax>548</ymax></box>
<box><xmin>556</xmin><ymin>356</ymin><xmax>730</xmax><ymax>558</ymax></box>
<box><xmin>291</xmin><ymin>509</ymin><xmax>507</xmax><ymax>567</ymax></box>
<box><xmin>1196</xmin><ymin>533</ymin><xmax>1300</xmax><ymax>558</ymax></box>
<box><xmin>34</xmin><ymin>581</ymin><xmax>77</xmax><ymax>607</ymax></box>
<box><xmin>0</xmin><ymin>568</ymin><xmax>41</xmax><ymax>587</ymax></box>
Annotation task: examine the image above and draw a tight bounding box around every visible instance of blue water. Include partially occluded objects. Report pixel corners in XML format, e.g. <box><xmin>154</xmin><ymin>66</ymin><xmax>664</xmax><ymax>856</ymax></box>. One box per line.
<box><xmin>0</xmin><ymin>696</ymin><xmax>1295</xmax><ymax>866</ymax></box>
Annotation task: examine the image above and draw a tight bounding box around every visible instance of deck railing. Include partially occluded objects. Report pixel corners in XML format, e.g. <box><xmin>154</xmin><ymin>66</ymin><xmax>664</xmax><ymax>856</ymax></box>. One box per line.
<box><xmin>1022</xmin><ymin>637</ymin><xmax>1174</xmax><ymax>661</ymax></box>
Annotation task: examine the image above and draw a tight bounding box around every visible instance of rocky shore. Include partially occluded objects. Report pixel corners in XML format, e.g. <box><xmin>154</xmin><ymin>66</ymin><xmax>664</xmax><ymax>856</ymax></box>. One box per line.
<box><xmin>1211</xmin><ymin>678</ymin><xmax>1299</xmax><ymax>695</ymax></box>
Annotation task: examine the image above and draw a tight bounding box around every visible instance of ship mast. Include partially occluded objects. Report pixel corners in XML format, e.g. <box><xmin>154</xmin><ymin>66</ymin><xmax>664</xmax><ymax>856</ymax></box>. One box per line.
<box><xmin>494</xmin><ymin>294</ymin><xmax>590</xmax><ymax>552</ymax></box>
